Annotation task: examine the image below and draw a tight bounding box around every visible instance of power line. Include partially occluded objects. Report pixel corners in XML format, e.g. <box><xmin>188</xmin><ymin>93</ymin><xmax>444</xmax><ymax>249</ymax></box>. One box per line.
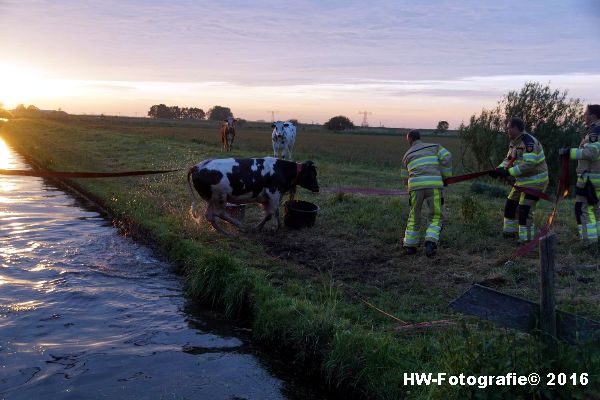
<box><xmin>357</xmin><ymin>111</ymin><xmax>372</xmax><ymax>127</ymax></box>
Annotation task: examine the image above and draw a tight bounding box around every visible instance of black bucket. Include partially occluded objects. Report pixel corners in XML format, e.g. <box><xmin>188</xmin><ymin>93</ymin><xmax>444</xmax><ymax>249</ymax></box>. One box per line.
<box><xmin>284</xmin><ymin>200</ymin><xmax>319</xmax><ymax>228</ymax></box>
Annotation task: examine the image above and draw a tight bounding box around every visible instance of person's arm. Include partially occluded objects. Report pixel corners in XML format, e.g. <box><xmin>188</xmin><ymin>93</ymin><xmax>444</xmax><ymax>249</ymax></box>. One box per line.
<box><xmin>437</xmin><ymin>145</ymin><xmax>452</xmax><ymax>179</ymax></box>
<box><xmin>509</xmin><ymin>143</ymin><xmax>544</xmax><ymax>177</ymax></box>
<box><xmin>401</xmin><ymin>157</ymin><xmax>409</xmax><ymax>188</ymax></box>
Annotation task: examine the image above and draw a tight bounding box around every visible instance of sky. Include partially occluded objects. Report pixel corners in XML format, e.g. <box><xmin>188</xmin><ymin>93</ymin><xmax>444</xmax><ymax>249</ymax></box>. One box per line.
<box><xmin>0</xmin><ymin>0</ymin><xmax>599</xmax><ymax>128</ymax></box>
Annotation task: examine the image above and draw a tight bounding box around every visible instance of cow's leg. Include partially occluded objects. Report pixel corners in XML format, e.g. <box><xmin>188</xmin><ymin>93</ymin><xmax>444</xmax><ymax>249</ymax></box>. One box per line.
<box><xmin>215</xmin><ymin>210</ymin><xmax>246</xmax><ymax>232</ymax></box>
<box><xmin>205</xmin><ymin>202</ymin><xmax>230</xmax><ymax>235</ymax></box>
<box><xmin>255</xmin><ymin>192</ymin><xmax>281</xmax><ymax>231</ymax></box>
<box><xmin>213</xmin><ymin>192</ymin><xmax>246</xmax><ymax>232</ymax></box>
<box><xmin>274</xmin><ymin>207</ymin><xmax>281</xmax><ymax>230</ymax></box>
<box><xmin>254</xmin><ymin>209</ymin><xmax>272</xmax><ymax>231</ymax></box>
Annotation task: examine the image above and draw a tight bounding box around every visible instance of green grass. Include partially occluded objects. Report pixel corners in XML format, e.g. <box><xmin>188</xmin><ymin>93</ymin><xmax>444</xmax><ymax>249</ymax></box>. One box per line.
<box><xmin>1</xmin><ymin>115</ymin><xmax>598</xmax><ymax>399</ymax></box>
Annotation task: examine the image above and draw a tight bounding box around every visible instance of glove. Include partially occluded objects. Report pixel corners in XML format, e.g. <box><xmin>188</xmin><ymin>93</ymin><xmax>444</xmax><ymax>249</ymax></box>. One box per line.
<box><xmin>496</xmin><ymin>168</ymin><xmax>510</xmax><ymax>178</ymax></box>
<box><xmin>559</xmin><ymin>148</ymin><xmax>570</xmax><ymax>157</ymax></box>
<box><xmin>490</xmin><ymin>167</ymin><xmax>509</xmax><ymax>179</ymax></box>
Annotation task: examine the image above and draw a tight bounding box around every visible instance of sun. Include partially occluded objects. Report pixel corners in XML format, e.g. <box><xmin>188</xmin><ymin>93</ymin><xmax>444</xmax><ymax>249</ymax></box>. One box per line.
<box><xmin>0</xmin><ymin>62</ymin><xmax>63</xmax><ymax>109</ymax></box>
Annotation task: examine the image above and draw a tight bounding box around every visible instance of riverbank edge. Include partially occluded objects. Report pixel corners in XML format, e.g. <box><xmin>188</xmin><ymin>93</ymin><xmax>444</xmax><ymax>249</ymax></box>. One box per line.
<box><xmin>3</xmin><ymin>134</ymin><xmax>407</xmax><ymax>399</ymax></box>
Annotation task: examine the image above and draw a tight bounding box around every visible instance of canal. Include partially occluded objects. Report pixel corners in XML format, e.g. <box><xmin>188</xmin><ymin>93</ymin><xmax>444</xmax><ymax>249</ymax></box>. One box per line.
<box><xmin>0</xmin><ymin>138</ymin><xmax>327</xmax><ymax>399</ymax></box>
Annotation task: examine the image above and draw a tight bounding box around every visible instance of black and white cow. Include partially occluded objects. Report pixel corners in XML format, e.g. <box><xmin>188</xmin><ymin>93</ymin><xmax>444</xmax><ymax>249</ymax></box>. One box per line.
<box><xmin>187</xmin><ymin>157</ymin><xmax>319</xmax><ymax>234</ymax></box>
<box><xmin>271</xmin><ymin>121</ymin><xmax>296</xmax><ymax>160</ymax></box>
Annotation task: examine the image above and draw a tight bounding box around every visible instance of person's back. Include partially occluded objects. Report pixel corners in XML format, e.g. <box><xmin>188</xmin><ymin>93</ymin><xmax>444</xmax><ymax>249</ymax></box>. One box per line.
<box><xmin>401</xmin><ymin>140</ymin><xmax>452</xmax><ymax>191</ymax></box>
<box><xmin>400</xmin><ymin>130</ymin><xmax>452</xmax><ymax>257</ymax></box>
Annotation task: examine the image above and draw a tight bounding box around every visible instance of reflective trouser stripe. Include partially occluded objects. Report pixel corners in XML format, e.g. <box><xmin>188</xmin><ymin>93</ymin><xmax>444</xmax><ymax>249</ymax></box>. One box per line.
<box><xmin>576</xmin><ymin>192</ymin><xmax>600</xmax><ymax>243</ymax></box>
<box><xmin>519</xmin><ymin>224</ymin><xmax>535</xmax><ymax>242</ymax></box>
<box><xmin>425</xmin><ymin>189</ymin><xmax>442</xmax><ymax>242</ymax></box>
<box><xmin>403</xmin><ymin>188</ymin><xmax>444</xmax><ymax>246</ymax></box>
<box><xmin>404</xmin><ymin>191</ymin><xmax>420</xmax><ymax>246</ymax></box>
<box><xmin>503</xmin><ymin>218</ymin><xmax>518</xmax><ymax>233</ymax></box>
<box><xmin>506</xmin><ymin>186</ymin><xmax>544</xmax><ymax>242</ymax></box>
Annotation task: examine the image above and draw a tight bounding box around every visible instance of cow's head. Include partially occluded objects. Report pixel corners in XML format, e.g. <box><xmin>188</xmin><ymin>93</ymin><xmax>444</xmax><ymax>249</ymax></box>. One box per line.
<box><xmin>224</xmin><ymin>117</ymin><xmax>236</xmax><ymax>128</ymax></box>
<box><xmin>298</xmin><ymin>161</ymin><xmax>319</xmax><ymax>192</ymax></box>
<box><xmin>271</xmin><ymin>121</ymin><xmax>289</xmax><ymax>140</ymax></box>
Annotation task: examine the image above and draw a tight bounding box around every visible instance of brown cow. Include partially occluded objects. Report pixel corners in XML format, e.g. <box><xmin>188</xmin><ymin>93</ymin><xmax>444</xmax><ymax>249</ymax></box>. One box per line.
<box><xmin>220</xmin><ymin>116</ymin><xmax>236</xmax><ymax>151</ymax></box>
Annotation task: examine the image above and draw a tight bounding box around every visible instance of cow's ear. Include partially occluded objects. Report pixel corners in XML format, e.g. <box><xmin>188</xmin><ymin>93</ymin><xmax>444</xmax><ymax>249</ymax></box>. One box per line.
<box><xmin>304</xmin><ymin>160</ymin><xmax>314</xmax><ymax>168</ymax></box>
<box><xmin>271</xmin><ymin>124</ymin><xmax>276</xmax><ymax>128</ymax></box>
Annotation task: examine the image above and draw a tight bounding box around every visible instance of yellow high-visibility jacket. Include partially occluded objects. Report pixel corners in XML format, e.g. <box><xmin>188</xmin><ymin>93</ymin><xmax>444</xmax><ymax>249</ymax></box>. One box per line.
<box><xmin>570</xmin><ymin>120</ymin><xmax>600</xmax><ymax>189</ymax></box>
<box><xmin>498</xmin><ymin>132</ymin><xmax>548</xmax><ymax>190</ymax></box>
<box><xmin>401</xmin><ymin>140</ymin><xmax>452</xmax><ymax>191</ymax></box>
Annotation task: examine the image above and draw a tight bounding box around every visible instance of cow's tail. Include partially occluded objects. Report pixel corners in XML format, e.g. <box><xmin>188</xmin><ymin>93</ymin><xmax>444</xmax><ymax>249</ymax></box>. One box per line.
<box><xmin>187</xmin><ymin>166</ymin><xmax>200</xmax><ymax>219</ymax></box>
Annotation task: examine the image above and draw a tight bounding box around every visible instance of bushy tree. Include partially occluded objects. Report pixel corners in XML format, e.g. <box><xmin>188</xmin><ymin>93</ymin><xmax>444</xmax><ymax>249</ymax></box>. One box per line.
<box><xmin>207</xmin><ymin>106</ymin><xmax>233</xmax><ymax>121</ymax></box>
<box><xmin>324</xmin><ymin>115</ymin><xmax>354</xmax><ymax>131</ymax></box>
<box><xmin>436</xmin><ymin>120</ymin><xmax>449</xmax><ymax>133</ymax></box>
<box><xmin>148</xmin><ymin>104</ymin><xmax>172</xmax><ymax>119</ymax></box>
<box><xmin>459</xmin><ymin>82</ymin><xmax>584</xmax><ymax>185</ymax></box>
<box><xmin>12</xmin><ymin>104</ymin><xmax>40</xmax><ymax>117</ymax></box>
<box><xmin>183</xmin><ymin>107</ymin><xmax>205</xmax><ymax>120</ymax></box>
<box><xmin>148</xmin><ymin>104</ymin><xmax>206</xmax><ymax>120</ymax></box>
<box><xmin>0</xmin><ymin>102</ymin><xmax>12</xmax><ymax>119</ymax></box>
<box><xmin>169</xmin><ymin>106</ymin><xmax>181</xmax><ymax>119</ymax></box>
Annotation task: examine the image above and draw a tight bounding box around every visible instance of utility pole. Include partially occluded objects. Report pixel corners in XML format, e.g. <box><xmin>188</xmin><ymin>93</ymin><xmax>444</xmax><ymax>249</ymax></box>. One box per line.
<box><xmin>358</xmin><ymin>111</ymin><xmax>372</xmax><ymax>127</ymax></box>
<box><xmin>267</xmin><ymin>111</ymin><xmax>279</xmax><ymax>123</ymax></box>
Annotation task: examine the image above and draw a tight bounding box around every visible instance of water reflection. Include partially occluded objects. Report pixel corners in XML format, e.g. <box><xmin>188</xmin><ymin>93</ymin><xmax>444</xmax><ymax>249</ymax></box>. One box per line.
<box><xmin>0</xmin><ymin>138</ymin><xmax>327</xmax><ymax>400</ymax></box>
<box><xmin>0</xmin><ymin>137</ymin><xmax>14</xmax><ymax>169</ymax></box>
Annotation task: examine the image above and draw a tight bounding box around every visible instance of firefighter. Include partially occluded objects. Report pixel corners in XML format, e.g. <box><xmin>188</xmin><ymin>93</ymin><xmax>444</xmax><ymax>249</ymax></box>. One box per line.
<box><xmin>401</xmin><ymin>129</ymin><xmax>452</xmax><ymax>257</ymax></box>
<box><xmin>559</xmin><ymin>104</ymin><xmax>600</xmax><ymax>244</ymax></box>
<box><xmin>489</xmin><ymin>117</ymin><xmax>548</xmax><ymax>243</ymax></box>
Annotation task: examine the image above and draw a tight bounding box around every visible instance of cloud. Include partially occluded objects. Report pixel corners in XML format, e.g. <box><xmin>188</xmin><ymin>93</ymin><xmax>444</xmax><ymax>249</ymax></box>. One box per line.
<box><xmin>0</xmin><ymin>0</ymin><xmax>597</xmax><ymax>85</ymax></box>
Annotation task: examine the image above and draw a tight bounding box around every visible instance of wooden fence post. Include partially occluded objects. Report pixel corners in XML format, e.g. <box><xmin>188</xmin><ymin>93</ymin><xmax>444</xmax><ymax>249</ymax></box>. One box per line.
<box><xmin>539</xmin><ymin>233</ymin><xmax>557</xmax><ymax>347</ymax></box>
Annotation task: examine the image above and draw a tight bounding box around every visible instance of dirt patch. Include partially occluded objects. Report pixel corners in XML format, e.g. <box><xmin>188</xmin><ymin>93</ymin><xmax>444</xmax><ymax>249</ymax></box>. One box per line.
<box><xmin>253</xmin><ymin>226</ymin><xmax>501</xmax><ymax>304</ymax></box>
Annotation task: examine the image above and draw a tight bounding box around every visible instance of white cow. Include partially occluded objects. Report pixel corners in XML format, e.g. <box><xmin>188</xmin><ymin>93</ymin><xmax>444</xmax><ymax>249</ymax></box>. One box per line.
<box><xmin>271</xmin><ymin>121</ymin><xmax>296</xmax><ymax>160</ymax></box>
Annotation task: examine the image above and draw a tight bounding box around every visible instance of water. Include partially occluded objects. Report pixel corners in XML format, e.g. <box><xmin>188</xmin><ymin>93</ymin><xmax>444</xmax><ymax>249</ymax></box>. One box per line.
<box><xmin>0</xmin><ymin>138</ymin><xmax>326</xmax><ymax>399</ymax></box>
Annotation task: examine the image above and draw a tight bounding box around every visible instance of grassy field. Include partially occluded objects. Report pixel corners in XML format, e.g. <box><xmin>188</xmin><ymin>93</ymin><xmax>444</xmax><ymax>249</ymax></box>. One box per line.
<box><xmin>2</xmin><ymin>116</ymin><xmax>598</xmax><ymax>399</ymax></box>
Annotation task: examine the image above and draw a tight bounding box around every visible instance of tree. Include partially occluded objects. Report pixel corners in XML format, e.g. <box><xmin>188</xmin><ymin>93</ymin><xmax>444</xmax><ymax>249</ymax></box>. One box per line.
<box><xmin>169</xmin><ymin>106</ymin><xmax>182</xmax><ymax>119</ymax></box>
<box><xmin>148</xmin><ymin>104</ymin><xmax>172</xmax><ymax>119</ymax></box>
<box><xmin>0</xmin><ymin>102</ymin><xmax>12</xmax><ymax>119</ymax></box>
<box><xmin>207</xmin><ymin>106</ymin><xmax>233</xmax><ymax>121</ymax></box>
<box><xmin>12</xmin><ymin>104</ymin><xmax>40</xmax><ymax>117</ymax></box>
<box><xmin>459</xmin><ymin>82</ymin><xmax>584</xmax><ymax>186</ymax></box>
<box><xmin>324</xmin><ymin>115</ymin><xmax>354</xmax><ymax>131</ymax></box>
<box><xmin>14</xmin><ymin>104</ymin><xmax>27</xmax><ymax>116</ymax></box>
<box><xmin>436</xmin><ymin>120</ymin><xmax>449</xmax><ymax>133</ymax></box>
<box><xmin>185</xmin><ymin>107</ymin><xmax>206</xmax><ymax>120</ymax></box>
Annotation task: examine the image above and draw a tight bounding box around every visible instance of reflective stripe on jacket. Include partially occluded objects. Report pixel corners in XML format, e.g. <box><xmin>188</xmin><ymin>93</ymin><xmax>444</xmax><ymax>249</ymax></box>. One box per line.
<box><xmin>497</xmin><ymin>132</ymin><xmax>548</xmax><ymax>190</ymax></box>
<box><xmin>571</xmin><ymin>120</ymin><xmax>600</xmax><ymax>188</ymax></box>
<box><xmin>401</xmin><ymin>140</ymin><xmax>452</xmax><ymax>191</ymax></box>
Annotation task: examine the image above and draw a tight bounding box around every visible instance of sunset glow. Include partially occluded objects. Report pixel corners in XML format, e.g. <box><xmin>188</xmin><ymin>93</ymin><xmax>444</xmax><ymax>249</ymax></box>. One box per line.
<box><xmin>0</xmin><ymin>1</ymin><xmax>598</xmax><ymax>127</ymax></box>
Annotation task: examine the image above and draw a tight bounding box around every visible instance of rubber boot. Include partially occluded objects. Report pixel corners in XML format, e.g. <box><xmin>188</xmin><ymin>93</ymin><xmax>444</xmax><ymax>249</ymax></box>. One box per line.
<box><xmin>425</xmin><ymin>241</ymin><xmax>437</xmax><ymax>257</ymax></box>
<box><xmin>404</xmin><ymin>246</ymin><xmax>417</xmax><ymax>256</ymax></box>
